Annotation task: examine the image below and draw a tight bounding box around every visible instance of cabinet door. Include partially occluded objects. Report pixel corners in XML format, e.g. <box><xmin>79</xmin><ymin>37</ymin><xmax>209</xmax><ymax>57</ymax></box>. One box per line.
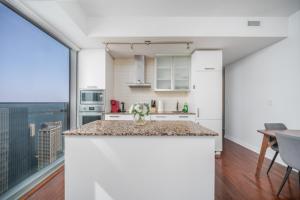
<box><xmin>151</xmin><ymin>115</ymin><xmax>195</xmax><ymax>121</ymax></box>
<box><xmin>197</xmin><ymin>119</ymin><xmax>222</xmax><ymax>152</ymax></box>
<box><xmin>191</xmin><ymin>50</ymin><xmax>222</xmax><ymax>71</ymax></box>
<box><xmin>174</xmin><ymin>115</ymin><xmax>195</xmax><ymax>121</ymax></box>
<box><xmin>150</xmin><ymin>115</ymin><xmax>174</xmax><ymax>121</ymax></box>
<box><xmin>105</xmin><ymin>115</ymin><xmax>133</xmax><ymax>120</ymax></box>
<box><xmin>156</xmin><ymin>56</ymin><xmax>172</xmax><ymax>90</ymax></box>
<box><xmin>173</xmin><ymin>56</ymin><xmax>190</xmax><ymax>90</ymax></box>
<box><xmin>191</xmin><ymin>71</ymin><xmax>222</xmax><ymax>119</ymax></box>
<box><xmin>78</xmin><ymin>49</ymin><xmax>106</xmax><ymax>89</ymax></box>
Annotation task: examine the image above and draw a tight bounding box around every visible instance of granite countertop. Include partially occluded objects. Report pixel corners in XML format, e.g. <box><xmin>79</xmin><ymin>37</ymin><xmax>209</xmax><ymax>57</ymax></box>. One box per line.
<box><xmin>106</xmin><ymin>112</ymin><xmax>195</xmax><ymax>115</ymax></box>
<box><xmin>64</xmin><ymin>120</ymin><xmax>218</xmax><ymax>136</ymax></box>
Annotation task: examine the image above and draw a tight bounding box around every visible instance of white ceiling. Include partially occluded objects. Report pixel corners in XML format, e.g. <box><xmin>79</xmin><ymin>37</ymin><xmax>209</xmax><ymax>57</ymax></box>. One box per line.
<box><xmin>102</xmin><ymin>37</ymin><xmax>284</xmax><ymax>65</ymax></box>
<box><xmin>78</xmin><ymin>0</ymin><xmax>300</xmax><ymax>17</ymax></box>
<box><xmin>14</xmin><ymin>0</ymin><xmax>298</xmax><ymax>65</ymax></box>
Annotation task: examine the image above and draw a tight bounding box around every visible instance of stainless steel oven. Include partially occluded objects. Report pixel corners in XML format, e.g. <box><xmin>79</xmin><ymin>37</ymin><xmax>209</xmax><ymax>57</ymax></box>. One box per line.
<box><xmin>79</xmin><ymin>112</ymin><xmax>104</xmax><ymax>126</ymax></box>
<box><xmin>80</xmin><ymin>89</ymin><xmax>104</xmax><ymax>105</ymax></box>
<box><xmin>78</xmin><ymin>105</ymin><xmax>105</xmax><ymax>126</ymax></box>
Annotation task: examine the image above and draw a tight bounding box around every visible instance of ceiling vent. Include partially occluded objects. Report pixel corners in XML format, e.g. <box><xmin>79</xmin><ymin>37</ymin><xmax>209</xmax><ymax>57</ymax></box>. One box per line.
<box><xmin>247</xmin><ymin>20</ymin><xmax>261</xmax><ymax>26</ymax></box>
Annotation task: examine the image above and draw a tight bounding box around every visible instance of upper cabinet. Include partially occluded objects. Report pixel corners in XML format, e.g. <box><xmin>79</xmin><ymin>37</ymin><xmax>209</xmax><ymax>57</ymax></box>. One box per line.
<box><xmin>191</xmin><ymin>50</ymin><xmax>222</xmax><ymax>71</ymax></box>
<box><xmin>78</xmin><ymin>49</ymin><xmax>106</xmax><ymax>89</ymax></box>
<box><xmin>155</xmin><ymin>56</ymin><xmax>172</xmax><ymax>90</ymax></box>
<box><xmin>155</xmin><ymin>55</ymin><xmax>190</xmax><ymax>91</ymax></box>
<box><xmin>78</xmin><ymin>49</ymin><xmax>114</xmax><ymax>112</ymax></box>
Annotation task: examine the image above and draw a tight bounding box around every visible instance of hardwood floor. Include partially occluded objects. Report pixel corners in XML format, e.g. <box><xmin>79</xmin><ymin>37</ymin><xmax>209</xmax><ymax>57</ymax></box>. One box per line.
<box><xmin>21</xmin><ymin>166</ymin><xmax>64</xmax><ymax>200</ymax></box>
<box><xmin>22</xmin><ymin>139</ymin><xmax>299</xmax><ymax>200</ymax></box>
<box><xmin>216</xmin><ymin>139</ymin><xmax>299</xmax><ymax>200</ymax></box>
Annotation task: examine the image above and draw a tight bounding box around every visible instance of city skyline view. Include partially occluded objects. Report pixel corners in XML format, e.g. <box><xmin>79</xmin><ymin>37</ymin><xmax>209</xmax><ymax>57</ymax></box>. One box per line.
<box><xmin>0</xmin><ymin>2</ymin><xmax>70</xmax><ymax>197</ymax></box>
<box><xmin>0</xmin><ymin>102</ymin><xmax>68</xmax><ymax>195</ymax></box>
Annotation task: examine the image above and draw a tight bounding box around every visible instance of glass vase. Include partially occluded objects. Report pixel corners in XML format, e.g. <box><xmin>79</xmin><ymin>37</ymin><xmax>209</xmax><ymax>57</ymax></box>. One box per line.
<box><xmin>134</xmin><ymin>114</ymin><xmax>146</xmax><ymax>126</ymax></box>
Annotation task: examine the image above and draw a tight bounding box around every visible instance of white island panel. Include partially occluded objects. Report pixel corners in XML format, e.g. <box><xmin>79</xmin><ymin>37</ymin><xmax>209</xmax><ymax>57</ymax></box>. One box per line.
<box><xmin>65</xmin><ymin>136</ymin><xmax>215</xmax><ymax>200</ymax></box>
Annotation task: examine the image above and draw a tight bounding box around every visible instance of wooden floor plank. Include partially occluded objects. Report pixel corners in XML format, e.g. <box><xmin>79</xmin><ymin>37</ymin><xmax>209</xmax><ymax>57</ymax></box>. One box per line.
<box><xmin>216</xmin><ymin>139</ymin><xmax>299</xmax><ymax>200</ymax></box>
<box><xmin>22</xmin><ymin>139</ymin><xmax>299</xmax><ymax>200</ymax></box>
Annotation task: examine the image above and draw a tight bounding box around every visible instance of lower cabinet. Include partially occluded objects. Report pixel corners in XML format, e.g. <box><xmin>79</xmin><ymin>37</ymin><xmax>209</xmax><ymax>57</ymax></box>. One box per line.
<box><xmin>105</xmin><ymin>114</ymin><xmax>134</xmax><ymax>120</ymax></box>
<box><xmin>196</xmin><ymin>119</ymin><xmax>222</xmax><ymax>153</ymax></box>
<box><xmin>150</xmin><ymin>115</ymin><xmax>195</xmax><ymax>121</ymax></box>
<box><xmin>105</xmin><ymin>114</ymin><xmax>195</xmax><ymax>121</ymax></box>
<box><xmin>105</xmin><ymin>114</ymin><xmax>151</xmax><ymax>120</ymax></box>
<box><xmin>105</xmin><ymin>114</ymin><xmax>221</xmax><ymax>153</ymax></box>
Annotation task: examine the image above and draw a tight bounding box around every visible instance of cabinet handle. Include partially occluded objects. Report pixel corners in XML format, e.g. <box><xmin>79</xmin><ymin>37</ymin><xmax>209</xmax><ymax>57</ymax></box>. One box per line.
<box><xmin>204</xmin><ymin>67</ymin><xmax>215</xmax><ymax>70</ymax></box>
<box><xmin>109</xmin><ymin>115</ymin><xmax>120</xmax><ymax>118</ymax></box>
<box><xmin>179</xmin><ymin>116</ymin><xmax>188</xmax><ymax>118</ymax></box>
<box><xmin>156</xmin><ymin>116</ymin><xmax>166</xmax><ymax>118</ymax></box>
<box><xmin>197</xmin><ymin>108</ymin><xmax>199</xmax><ymax>118</ymax></box>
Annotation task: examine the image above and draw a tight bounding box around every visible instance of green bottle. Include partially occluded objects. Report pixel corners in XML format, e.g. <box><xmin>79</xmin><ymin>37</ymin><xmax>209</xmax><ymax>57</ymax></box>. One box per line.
<box><xmin>182</xmin><ymin>103</ymin><xmax>188</xmax><ymax>113</ymax></box>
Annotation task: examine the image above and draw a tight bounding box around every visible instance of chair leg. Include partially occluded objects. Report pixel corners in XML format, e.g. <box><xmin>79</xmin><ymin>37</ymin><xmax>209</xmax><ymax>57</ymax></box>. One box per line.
<box><xmin>298</xmin><ymin>171</ymin><xmax>300</xmax><ymax>186</ymax></box>
<box><xmin>277</xmin><ymin>166</ymin><xmax>292</xmax><ymax>196</ymax></box>
<box><xmin>267</xmin><ymin>151</ymin><xmax>279</xmax><ymax>175</ymax></box>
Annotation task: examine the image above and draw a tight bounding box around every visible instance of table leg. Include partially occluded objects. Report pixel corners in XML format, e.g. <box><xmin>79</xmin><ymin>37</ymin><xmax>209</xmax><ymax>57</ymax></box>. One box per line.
<box><xmin>255</xmin><ymin>135</ymin><xmax>269</xmax><ymax>176</ymax></box>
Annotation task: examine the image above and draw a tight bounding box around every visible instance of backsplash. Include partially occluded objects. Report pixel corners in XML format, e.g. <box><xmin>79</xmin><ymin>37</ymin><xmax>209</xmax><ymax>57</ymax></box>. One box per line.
<box><xmin>113</xmin><ymin>57</ymin><xmax>189</xmax><ymax>111</ymax></box>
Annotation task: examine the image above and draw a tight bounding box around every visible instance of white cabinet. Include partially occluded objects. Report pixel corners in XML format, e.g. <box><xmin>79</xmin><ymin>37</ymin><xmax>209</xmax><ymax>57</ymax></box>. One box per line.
<box><xmin>105</xmin><ymin>114</ymin><xmax>195</xmax><ymax>121</ymax></box>
<box><xmin>173</xmin><ymin>56</ymin><xmax>190</xmax><ymax>90</ymax></box>
<box><xmin>155</xmin><ymin>56</ymin><xmax>172</xmax><ymax>90</ymax></box>
<box><xmin>77</xmin><ymin>49</ymin><xmax>114</xmax><ymax>122</ymax></box>
<box><xmin>105</xmin><ymin>114</ymin><xmax>133</xmax><ymax>120</ymax></box>
<box><xmin>190</xmin><ymin>50</ymin><xmax>223</xmax><ymax>153</ymax></box>
<box><xmin>197</xmin><ymin>119</ymin><xmax>222</xmax><ymax>152</ymax></box>
<box><xmin>150</xmin><ymin>114</ymin><xmax>195</xmax><ymax>121</ymax></box>
<box><xmin>155</xmin><ymin>56</ymin><xmax>190</xmax><ymax>91</ymax></box>
<box><xmin>190</xmin><ymin>71</ymin><xmax>222</xmax><ymax>119</ymax></box>
<box><xmin>78</xmin><ymin>49</ymin><xmax>106</xmax><ymax>89</ymax></box>
<box><xmin>191</xmin><ymin>50</ymin><xmax>222</xmax><ymax>71</ymax></box>
<box><xmin>105</xmin><ymin>114</ymin><xmax>151</xmax><ymax>121</ymax></box>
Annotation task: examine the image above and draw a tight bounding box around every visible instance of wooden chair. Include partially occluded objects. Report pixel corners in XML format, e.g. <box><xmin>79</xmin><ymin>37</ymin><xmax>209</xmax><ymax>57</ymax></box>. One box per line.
<box><xmin>264</xmin><ymin>123</ymin><xmax>287</xmax><ymax>175</ymax></box>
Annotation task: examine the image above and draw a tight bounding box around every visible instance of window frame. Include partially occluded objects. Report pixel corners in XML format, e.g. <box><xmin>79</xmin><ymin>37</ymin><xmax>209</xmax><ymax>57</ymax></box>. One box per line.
<box><xmin>0</xmin><ymin>1</ymin><xmax>75</xmax><ymax>199</ymax></box>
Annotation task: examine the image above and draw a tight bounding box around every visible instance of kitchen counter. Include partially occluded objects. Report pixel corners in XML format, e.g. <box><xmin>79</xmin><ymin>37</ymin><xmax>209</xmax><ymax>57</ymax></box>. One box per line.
<box><xmin>65</xmin><ymin>120</ymin><xmax>216</xmax><ymax>200</ymax></box>
<box><xmin>105</xmin><ymin>111</ymin><xmax>195</xmax><ymax>115</ymax></box>
<box><xmin>64</xmin><ymin>120</ymin><xmax>217</xmax><ymax>136</ymax></box>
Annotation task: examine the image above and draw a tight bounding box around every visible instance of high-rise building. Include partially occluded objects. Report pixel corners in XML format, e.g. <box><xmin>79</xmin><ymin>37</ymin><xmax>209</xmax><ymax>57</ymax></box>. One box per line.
<box><xmin>0</xmin><ymin>108</ymin><xmax>9</xmax><ymax>194</ymax></box>
<box><xmin>37</xmin><ymin>121</ymin><xmax>62</xmax><ymax>169</ymax></box>
<box><xmin>7</xmin><ymin>107</ymin><xmax>30</xmax><ymax>187</ymax></box>
<box><xmin>29</xmin><ymin>123</ymin><xmax>37</xmax><ymax>171</ymax></box>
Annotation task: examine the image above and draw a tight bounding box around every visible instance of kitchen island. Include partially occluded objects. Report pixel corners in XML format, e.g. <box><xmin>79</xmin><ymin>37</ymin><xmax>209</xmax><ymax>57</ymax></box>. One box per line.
<box><xmin>64</xmin><ymin>120</ymin><xmax>218</xmax><ymax>200</ymax></box>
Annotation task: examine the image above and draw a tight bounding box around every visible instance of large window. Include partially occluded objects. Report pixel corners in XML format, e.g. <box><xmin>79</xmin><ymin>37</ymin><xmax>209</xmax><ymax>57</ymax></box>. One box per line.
<box><xmin>0</xmin><ymin>3</ymin><xmax>70</xmax><ymax>196</ymax></box>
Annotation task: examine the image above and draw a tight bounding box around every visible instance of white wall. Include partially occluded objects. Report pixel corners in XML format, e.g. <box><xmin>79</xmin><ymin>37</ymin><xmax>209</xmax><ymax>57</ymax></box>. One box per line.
<box><xmin>105</xmin><ymin>53</ymin><xmax>114</xmax><ymax>112</ymax></box>
<box><xmin>113</xmin><ymin>58</ymin><xmax>189</xmax><ymax>111</ymax></box>
<box><xmin>225</xmin><ymin>10</ymin><xmax>300</xmax><ymax>163</ymax></box>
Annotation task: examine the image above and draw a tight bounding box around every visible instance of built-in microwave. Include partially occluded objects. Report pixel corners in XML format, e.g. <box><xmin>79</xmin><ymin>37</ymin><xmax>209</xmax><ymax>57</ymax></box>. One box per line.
<box><xmin>80</xmin><ymin>89</ymin><xmax>104</xmax><ymax>105</ymax></box>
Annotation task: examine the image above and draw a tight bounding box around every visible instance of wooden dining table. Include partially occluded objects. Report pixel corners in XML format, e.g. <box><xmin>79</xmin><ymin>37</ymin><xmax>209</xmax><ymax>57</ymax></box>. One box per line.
<box><xmin>255</xmin><ymin>129</ymin><xmax>300</xmax><ymax>176</ymax></box>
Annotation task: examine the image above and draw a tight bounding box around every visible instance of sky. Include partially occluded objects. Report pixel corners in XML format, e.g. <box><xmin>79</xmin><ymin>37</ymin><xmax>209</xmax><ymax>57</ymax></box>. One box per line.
<box><xmin>0</xmin><ymin>3</ymin><xmax>69</xmax><ymax>102</ymax></box>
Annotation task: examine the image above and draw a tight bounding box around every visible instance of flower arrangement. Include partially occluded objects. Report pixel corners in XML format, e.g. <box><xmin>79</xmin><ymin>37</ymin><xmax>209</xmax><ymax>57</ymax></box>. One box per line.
<box><xmin>129</xmin><ymin>103</ymin><xmax>150</xmax><ymax>125</ymax></box>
